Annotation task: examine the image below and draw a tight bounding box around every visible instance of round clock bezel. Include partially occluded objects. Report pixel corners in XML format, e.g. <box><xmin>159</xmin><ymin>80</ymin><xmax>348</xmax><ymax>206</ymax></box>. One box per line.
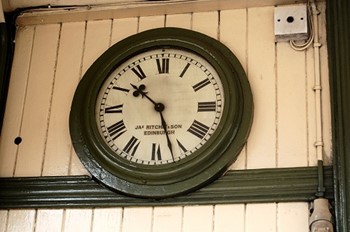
<box><xmin>69</xmin><ymin>27</ymin><xmax>253</xmax><ymax>198</ymax></box>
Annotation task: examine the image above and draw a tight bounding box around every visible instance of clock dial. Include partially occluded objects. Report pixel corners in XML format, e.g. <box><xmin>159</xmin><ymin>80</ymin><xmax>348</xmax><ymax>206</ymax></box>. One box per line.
<box><xmin>70</xmin><ymin>27</ymin><xmax>253</xmax><ymax>198</ymax></box>
<box><xmin>96</xmin><ymin>49</ymin><xmax>224</xmax><ymax>165</ymax></box>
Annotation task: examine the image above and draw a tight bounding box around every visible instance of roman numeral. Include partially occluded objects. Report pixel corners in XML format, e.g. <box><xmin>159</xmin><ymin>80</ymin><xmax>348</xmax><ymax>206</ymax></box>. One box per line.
<box><xmin>197</xmin><ymin>101</ymin><xmax>216</xmax><ymax>112</ymax></box>
<box><xmin>107</xmin><ymin>120</ymin><xmax>126</xmax><ymax>140</ymax></box>
<box><xmin>151</xmin><ymin>143</ymin><xmax>162</xmax><ymax>161</ymax></box>
<box><xmin>131</xmin><ymin>65</ymin><xmax>146</xmax><ymax>80</ymax></box>
<box><xmin>179</xmin><ymin>63</ymin><xmax>190</xmax><ymax>78</ymax></box>
<box><xmin>176</xmin><ymin>139</ymin><xmax>188</xmax><ymax>153</ymax></box>
<box><xmin>187</xmin><ymin>120</ymin><xmax>210</xmax><ymax>139</ymax></box>
<box><xmin>192</xmin><ymin>78</ymin><xmax>211</xmax><ymax>92</ymax></box>
<box><xmin>156</xmin><ymin>58</ymin><xmax>169</xmax><ymax>74</ymax></box>
<box><xmin>123</xmin><ymin>136</ymin><xmax>140</xmax><ymax>156</ymax></box>
<box><xmin>105</xmin><ymin>104</ymin><xmax>123</xmax><ymax>113</ymax></box>
<box><xmin>112</xmin><ymin>86</ymin><xmax>130</xmax><ymax>93</ymax></box>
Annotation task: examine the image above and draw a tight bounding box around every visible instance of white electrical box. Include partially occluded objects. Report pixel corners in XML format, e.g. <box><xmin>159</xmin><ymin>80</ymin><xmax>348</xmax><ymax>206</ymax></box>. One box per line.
<box><xmin>274</xmin><ymin>4</ymin><xmax>309</xmax><ymax>42</ymax></box>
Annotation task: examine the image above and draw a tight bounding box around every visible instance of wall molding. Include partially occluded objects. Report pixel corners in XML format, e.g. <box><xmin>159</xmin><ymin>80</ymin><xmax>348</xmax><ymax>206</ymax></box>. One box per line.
<box><xmin>326</xmin><ymin>1</ymin><xmax>350</xmax><ymax>231</ymax></box>
<box><xmin>0</xmin><ymin>166</ymin><xmax>333</xmax><ymax>209</ymax></box>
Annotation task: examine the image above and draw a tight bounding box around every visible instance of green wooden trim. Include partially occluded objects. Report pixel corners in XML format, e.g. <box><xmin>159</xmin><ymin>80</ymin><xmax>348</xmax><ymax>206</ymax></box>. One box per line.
<box><xmin>0</xmin><ymin>166</ymin><xmax>333</xmax><ymax>209</ymax></box>
<box><xmin>326</xmin><ymin>1</ymin><xmax>350</xmax><ymax>231</ymax></box>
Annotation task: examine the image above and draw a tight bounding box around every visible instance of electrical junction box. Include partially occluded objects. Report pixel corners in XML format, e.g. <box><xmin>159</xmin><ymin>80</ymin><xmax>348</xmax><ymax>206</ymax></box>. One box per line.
<box><xmin>274</xmin><ymin>4</ymin><xmax>309</xmax><ymax>42</ymax></box>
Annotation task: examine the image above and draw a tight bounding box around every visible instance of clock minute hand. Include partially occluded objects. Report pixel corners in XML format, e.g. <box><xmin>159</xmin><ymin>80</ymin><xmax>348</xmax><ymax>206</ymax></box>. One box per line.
<box><xmin>131</xmin><ymin>83</ymin><xmax>174</xmax><ymax>161</ymax></box>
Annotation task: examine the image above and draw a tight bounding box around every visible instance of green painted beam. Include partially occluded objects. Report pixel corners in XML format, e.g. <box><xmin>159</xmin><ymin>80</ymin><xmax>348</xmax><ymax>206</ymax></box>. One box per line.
<box><xmin>326</xmin><ymin>1</ymin><xmax>350</xmax><ymax>231</ymax></box>
<box><xmin>0</xmin><ymin>166</ymin><xmax>333</xmax><ymax>209</ymax></box>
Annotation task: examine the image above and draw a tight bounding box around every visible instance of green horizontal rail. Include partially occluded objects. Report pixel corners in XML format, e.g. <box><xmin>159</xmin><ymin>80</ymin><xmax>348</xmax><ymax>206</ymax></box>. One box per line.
<box><xmin>0</xmin><ymin>166</ymin><xmax>333</xmax><ymax>209</ymax></box>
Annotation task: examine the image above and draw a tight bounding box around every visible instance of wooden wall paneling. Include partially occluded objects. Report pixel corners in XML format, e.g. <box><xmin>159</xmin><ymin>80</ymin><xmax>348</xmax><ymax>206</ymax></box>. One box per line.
<box><xmin>152</xmin><ymin>207</ymin><xmax>183</xmax><ymax>232</ymax></box>
<box><xmin>246</xmin><ymin>7</ymin><xmax>276</xmax><ymax>169</ymax></box>
<box><xmin>35</xmin><ymin>209</ymin><xmax>63</xmax><ymax>232</ymax></box>
<box><xmin>14</xmin><ymin>24</ymin><xmax>60</xmax><ymax>177</ymax></box>
<box><xmin>165</xmin><ymin>13</ymin><xmax>191</xmax><ymax>29</ymax></box>
<box><xmin>220</xmin><ymin>9</ymin><xmax>248</xmax><ymax>170</ymax></box>
<box><xmin>182</xmin><ymin>205</ymin><xmax>213</xmax><ymax>232</ymax></box>
<box><xmin>41</xmin><ymin>22</ymin><xmax>86</xmax><ymax>176</ymax></box>
<box><xmin>245</xmin><ymin>203</ymin><xmax>277</xmax><ymax>232</ymax></box>
<box><xmin>91</xmin><ymin>208</ymin><xmax>123</xmax><ymax>232</ymax></box>
<box><xmin>111</xmin><ymin>17</ymin><xmax>138</xmax><ymax>45</ymax></box>
<box><xmin>0</xmin><ymin>26</ymin><xmax>34</xmax><ymax>177</ymax></box>
<box><xmin>63</xmin><ymin>209</ymin><xmax>92</xmax><ymax>232</ymax></box>
<box><xmin>192</xmin><ymin>11</ymin><xmax>218</xmax><ymax>39</ymax></box>
<box><xmin>138</xmin><ymin>15</ymin><xmax>165</xmax><ymax>32</ymax></box>
<box><xmin>0</xmin><ymin>210</ymin><xmax>8</xmax><ymax>232</ymax></box>
<box><xmin>121</xmin><ymin>207</ymin><xmax>153</xmax><ymax>232</ymax></box>
<box><xmin>276</xmin><ymin>42</ymin><xmax>307</xmax><ymax>167</ymax></box>
<box><xmin>6</xmin><ymin>210</ymin><xmax>36</xmax><ymax>232</ymax></box>
<box><xmin>277</xmin><ymin>203</ymin><xmax>309</xmax><ymax>232</ymax></box>
<box><xmin>69</xmin><ymin>19</ymin><xmax>112</xmax><ymax>175</ymax></box>
<box><xmin>213</xmin><ymin>204</ymin><xmax>245</xmax><ymax>232</ymax></box>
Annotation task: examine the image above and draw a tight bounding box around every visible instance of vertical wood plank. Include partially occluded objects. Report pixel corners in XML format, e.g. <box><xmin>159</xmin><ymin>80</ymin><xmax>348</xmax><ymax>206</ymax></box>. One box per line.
<box><xmin>35</xmin><ymin>210</ymin><xmax>63</xmax><ymax>232</ymax></box>
<box><xmin>14</xmin><ymin>24</ymin><xmax>60</xmax><ymax>177</ymax></box>
<box><xmin>182</xmin><ymin>206</ymin><xmax>213</xmax><ymax>232</ymax></box>
<box><xmin>63</xmin><ymin>209</ymin><xmax>92</xmax><ymax>232</ymax></box>
<box><xmin>192</xmin><ymin>11</ymin><xmax>218</xmax><ymax>39</ymax></box>
<box><xmin>317</xmin><ymin>2</ymin><xmax>332</xmax><ymax>165</ymax></box>
<box><xmin>0</xmin><ymin>26</ymin><xmax>34</xmax><ymax>177</ymax></box>
<box><xmin>111</xmin><ymin>17</ymin><xmax>138</xmax><ymax>45</ymax></box>
<box><xmin>152</xmin><ymin>207</ymin><xmax>183</xmax><ymax>232</ymax></box>
<box><xmin>246</xmin><ymin>6</ymin><xmax>276</xmax><ymax>169</ymax></box>
<box><xmin>0</xmin><ymin>211</ymin><xmax>8</xmax><ymax>232</ymax></box>
<box><xmin>277</xmin><ymin>203</ymin><xmax>309</xmax><ymax>232</ymax></box>
<box><xmin>121</xmin><ymin>207</ymin><xmax>153</xmax><ymax>232</ymax></box>
<box><xmin>138</xmin><ymin>15</ymin><xmax>165</xmax><ymax>32</ymax></box>
<box><xmin>6</xmin><ymin>210</ymin><xmax>36</xmax><ymax>232</ymax></box>
<box><xmin>276</xmin><ymin>42</ymin><xmax>307</xmax><ymax>167</ymax></box>
<box><xmin>166</xmin><ymin>14</ymin><xmax>191</xmax><ymax>29</ymax></box>
<box><xmin>42</xmin><ymin>22</ymin><xmax>86</xmax><ymax>176</ymax></box>
<box><xmin>214</xmin><ymin>204</ymin><xmax>245</xmax><ymax>232</ymax></box>
<box><xmin>245</xmin><ymin>203</ymin><xmax>277</xmax><ymax>232</ymax></box>
<box><xmin>220</xmin><ymin>9</ymin><xmax>248</xmax><ymax>170</ymax></box>
<box><xmin>70</xmin><ymin>19</ymin><xmax>112</xmax><ymax>175</ymax></box>
<box><xmin>91</xmin><ymin>208</ymin><xmax>123</xmax><ymax>232</ymax></box>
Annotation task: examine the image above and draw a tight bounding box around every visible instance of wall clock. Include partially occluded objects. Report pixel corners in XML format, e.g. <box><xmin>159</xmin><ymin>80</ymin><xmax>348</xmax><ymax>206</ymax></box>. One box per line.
<box><xmin>69</xmin><ymin>27</ymin><xmax>253</xmax><ymax>198</ymax></box>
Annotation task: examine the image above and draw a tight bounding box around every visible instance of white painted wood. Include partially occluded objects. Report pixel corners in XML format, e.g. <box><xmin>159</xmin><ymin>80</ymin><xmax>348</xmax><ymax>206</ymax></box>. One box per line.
<box><xmin>91</xmin><ymin>208</ymin><xmax>123</xmax><ymax>232</ymax></box>
<box><xmin>63</xmin><ymin>209</ymin><xmax>92</xmax><ymax>232</ymax></box>
<box><xmin>246</xmin><ymin>203</ymin><xmax>277</xmax><ymax>232</ymax></box>
<box><xmin>35</xmin><ymin>210</ymin><xmax>63</xmax><ymax>232</ymax></box>
<box><xmin>152</xmin><ymin>207</ymin><xmax>183</xmax><ymax>232</ymax></box>
<box><xmin>220</xmin><ymin>9</ymin><xmax>248</xmax><ymax>170</ymax></box>
<box><xmin>214</xmin><ymin>204</ymin><xmax>245</xmax><ymax>232</ymax></box>
<box><xmin>0</xmin><ymin>211</ymin><xmax>8</xmax><ymax>232</ymax></box>
<box><xmin>42</xmin><ymin>22</ymin><xmax>86</xmax><ymax>176</ymax></box>
<box><xmin>69</xmin><ymin>19</ymin><xmax>112</xmax><ymax>175</ymax></box>
<box><xmin>246</xmin><ymin>6</ymin><xmax>277</xmax><ymax>169</ymax></box>
<box><xmin>0</xmin><ymin>26</ymin><xmax>34</xmax><ymax>177</ymax></box>
<box><xmin>138</xmin><ymin>15</ymin><xmax>165</xmax><ymax>32</ymax></box>
<box><xmin>182</xmin><ymin>206</ymin><xmax>213</xmax><ymax>232</ymax></box>
<box><xmin>277</xmin><ymin>203</ymin><xmax>309</xmax><ymax>232</ymax></box>
<box><xmin>111</xmin><ymin>17</ymin><xmax>138</xmax><ymax>45</ymax></box>
<box><xmin>121</xmin><ymin>207</ymin><xmax>153</xmax><ymax>232</ymax></box>
<box><xmin>276</xmin><ymin>42</ymin><xmax>307</xmax><ymax>167</ymax></box>
<box><xmin>14</xmin><ymin>24</ymin><xmax>60</xmax><ymax>177</ymax></box>
<box><xmin>192</xmin><ymin>11</ymin><xmax>218</xmax><ymax>39</ymax></box>
<box><xmin>166</xmin><ymin>13</ymin><xmax>191</xmax><ymax>29</ymax></box>
<box><xmin>6</xmin><ymin>210</ymin><xmax>36</xmax><ymax>232</ymax></box>
<box><xmin>318</xmin><ymin>2</ymin><xmax>332</xmax><ymax>165</ymax></box>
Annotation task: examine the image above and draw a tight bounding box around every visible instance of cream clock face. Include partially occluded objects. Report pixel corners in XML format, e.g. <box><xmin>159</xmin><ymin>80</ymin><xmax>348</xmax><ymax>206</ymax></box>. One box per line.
<box><xmin>96</xmin><ymin>48</ymin><xmax>224</xmax><ymax>165</ymax></box>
